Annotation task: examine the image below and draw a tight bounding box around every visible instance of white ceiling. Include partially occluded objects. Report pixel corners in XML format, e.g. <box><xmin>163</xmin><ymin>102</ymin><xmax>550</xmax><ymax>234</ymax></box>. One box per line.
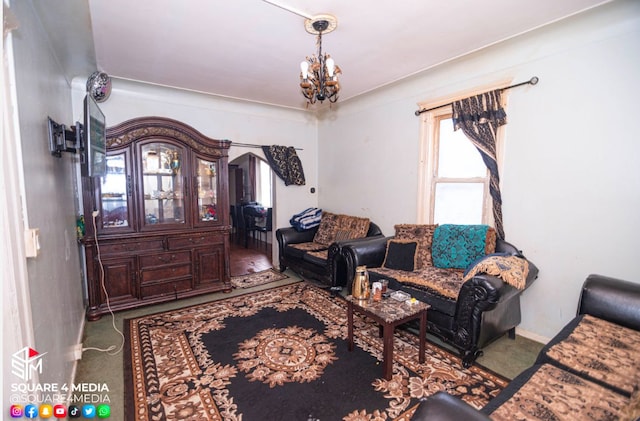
<box><xmin>41</xmin><ymin>0</ymin><xmax>611</xmax><ymax>110</ymax></box>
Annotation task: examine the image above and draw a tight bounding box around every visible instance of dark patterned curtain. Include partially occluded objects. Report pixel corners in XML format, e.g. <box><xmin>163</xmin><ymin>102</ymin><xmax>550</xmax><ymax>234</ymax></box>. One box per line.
<box><xmin>452</xmin><ymin>90</ymin><xmax>507</xmax><ymax>239</ymax></box>
<box><xmin>261</xmin><ymin>145</ymin><xmax>306</xmax><ymax>186</ymax></box>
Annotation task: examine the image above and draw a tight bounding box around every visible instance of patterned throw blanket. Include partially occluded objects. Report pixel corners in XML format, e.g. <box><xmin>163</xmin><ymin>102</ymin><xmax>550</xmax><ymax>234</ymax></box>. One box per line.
<box><xmin>262</xmin><ymin>145</ymin><xmax>306</xmax><ymax>186</ymax></box>
<box><xmin>463</xmin><ymin>254</ymin><xmax>529</xmax><ymax>289</ymax></box>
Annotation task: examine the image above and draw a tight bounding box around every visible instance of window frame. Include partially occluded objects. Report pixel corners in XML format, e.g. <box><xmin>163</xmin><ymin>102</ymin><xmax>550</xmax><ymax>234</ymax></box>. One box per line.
<box><xmin>417</xmin><ymin>85</ymin><xmax>508</xmax><ymax>226</ymax></box>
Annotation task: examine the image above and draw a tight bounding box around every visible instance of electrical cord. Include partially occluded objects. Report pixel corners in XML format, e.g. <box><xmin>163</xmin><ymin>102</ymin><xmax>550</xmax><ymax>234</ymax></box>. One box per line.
<box><xmin>89</xmin><ymin>210</ymin><xmax>125</xmax><ymax>356</ymax></box>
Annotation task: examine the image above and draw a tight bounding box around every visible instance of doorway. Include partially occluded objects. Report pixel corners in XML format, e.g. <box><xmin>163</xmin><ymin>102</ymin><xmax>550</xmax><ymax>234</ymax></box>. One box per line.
<box><xmin>228</xmin><ymin>153</ymin><xmax>274</xmax><ymax>276</ymax></box>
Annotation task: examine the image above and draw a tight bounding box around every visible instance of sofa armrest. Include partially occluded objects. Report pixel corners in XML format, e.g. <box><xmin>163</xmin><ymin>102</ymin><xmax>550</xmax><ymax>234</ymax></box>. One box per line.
<box><xmin>410</xmin><ymin>392</ymin><xmax>491</xmax><ymax>421</ymax></box>
<box><xmin>454</xmin><ymin>275</ymin><xmax>503</xmax><ymax>349</ymax></box>
<box><xmin>341</xmin><ymin>235</ymin><xmax>390</xmax><ymax>272</ymax></box>
<box><xmin>276</xmin><ymin>227</ymin><xmax>319</xmax><ymax>271</ymax></box>
<box><xmin>276</xmin><ymin>226</ymin><xmax>317</xmax><ymax>248</ymax></box>
<box><xmin>578</xmin><ymin>274</ymin><xmax>640</xmax><ymax>331</ymax></box>
<box><xmin>495</xmin><ymin>238</ymin><xmax>524</xmax><ymax>256</ymax></box>
<box><xmin>452</xmin><ymin>256</ymin><xmax>538</xmax><ymax>366</ymax></box>
<box><xmin>328</xmin><ymin>233</ymin><xmax>386</xmax><ymax>287</ymax></box>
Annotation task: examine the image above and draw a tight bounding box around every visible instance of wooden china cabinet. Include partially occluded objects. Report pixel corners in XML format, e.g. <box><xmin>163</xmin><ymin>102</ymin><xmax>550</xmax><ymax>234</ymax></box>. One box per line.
<box><xmin>81</xmin><ymin>117</ymin><xmax>232</xmax><ymax>320</ymax></box>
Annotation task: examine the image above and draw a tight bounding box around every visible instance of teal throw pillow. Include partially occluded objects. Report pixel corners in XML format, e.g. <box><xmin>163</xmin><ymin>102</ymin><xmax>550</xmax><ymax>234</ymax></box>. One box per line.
<box><xmin>432</xmin><ymin>224</ymin><xmax>490</xmax><ymax>269</ymax></box>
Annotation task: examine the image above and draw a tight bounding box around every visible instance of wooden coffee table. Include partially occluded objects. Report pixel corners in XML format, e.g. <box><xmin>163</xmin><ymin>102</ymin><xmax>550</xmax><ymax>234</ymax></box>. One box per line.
<box><xmin>346</xmin><ymin>294</ymin><xmax>429</xmax><ymax>380</ymax></box>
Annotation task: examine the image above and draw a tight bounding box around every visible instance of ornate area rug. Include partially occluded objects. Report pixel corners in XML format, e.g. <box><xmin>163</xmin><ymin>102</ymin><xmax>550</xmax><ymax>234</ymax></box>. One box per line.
<box><xmin>229</xmin><ymin>268</ymin><xmax>289</xmax><ymax>289</ymax></box>
<box><xmin>124</xmin><ymin>283</ymin><xmax>507</xmax><ymax>420</ymax></box>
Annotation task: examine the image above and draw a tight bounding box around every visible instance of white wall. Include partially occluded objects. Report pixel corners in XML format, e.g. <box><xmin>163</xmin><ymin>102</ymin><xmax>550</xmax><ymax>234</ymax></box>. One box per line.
<box><xmin>317</xmin><ymin>0</ymin><xmax>640</xmax><ymax>340</ymax></box>
<box><xmin>6</xmin><ymin>0</ymin><xmax>86</xmax><ymax>394</ymax></box>
<box><xmin>71</xmin><ymin>78</ymin><xmax>319</xmax><ymax>264</ymax></box>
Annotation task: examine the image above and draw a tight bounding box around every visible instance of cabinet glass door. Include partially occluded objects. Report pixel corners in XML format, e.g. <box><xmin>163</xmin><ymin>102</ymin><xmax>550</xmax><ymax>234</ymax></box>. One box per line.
<box><xmin>99</xmin><ymin>151</ymin><xmax>133</xmax><ymax>233</ymax></box>
<box><xmin>141</xmin><ymin>142</ymin><xmax>186</xmax><ymax>228</ymax></box>
<box><xmin>196</xmin><ymin>157</ymin><xmax>218</xmax><ymax>223</ymax></box>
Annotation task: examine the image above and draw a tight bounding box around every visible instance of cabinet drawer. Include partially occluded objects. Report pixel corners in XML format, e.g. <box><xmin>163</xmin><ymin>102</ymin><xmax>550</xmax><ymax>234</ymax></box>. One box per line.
<box><xmin>140</xmin><ymin>279</ymin><xmax>192</xmax><ymax>298</ymax></box>
<box><xmin>139</xmin><ymin>251</ymin><xmax>191</xmax><ymax>268</ymax></box>
<box><xmin>141</xmin><ymin>263</ymin><xmax>192</xmax><ymax>283</ymax></box>
<box><xmin>169</xmin><ymin>234</ymin><xmax>222</xmax><ymax>249</ymax></box>
<box><xmin>99</xmin><ymin>239</ymin><xmax>165</xmax><ymax>256</ymax></box>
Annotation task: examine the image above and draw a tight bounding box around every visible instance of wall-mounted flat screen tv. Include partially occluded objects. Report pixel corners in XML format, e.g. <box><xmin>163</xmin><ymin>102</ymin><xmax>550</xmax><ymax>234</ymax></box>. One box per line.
<box><xmin>81</xmin><ymin>95</ymin><xmax>107</xmax><ymax>177</ymax></box>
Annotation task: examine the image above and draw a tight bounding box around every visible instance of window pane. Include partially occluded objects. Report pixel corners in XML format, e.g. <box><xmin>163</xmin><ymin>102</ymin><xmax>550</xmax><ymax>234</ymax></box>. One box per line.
<box><xmin>438</xmin><ymin>119</ymin><xmax>486</xmax><ymax>178</ymax></box>
<box><xmin>433</xmin><ymin>183</ymin><xmax>484</xmax><ymax>224</ymax></box>
<box><xmin>257</xmin><ymin>160</ymin><xmax>272</xmax><ymax>208</ymax></box>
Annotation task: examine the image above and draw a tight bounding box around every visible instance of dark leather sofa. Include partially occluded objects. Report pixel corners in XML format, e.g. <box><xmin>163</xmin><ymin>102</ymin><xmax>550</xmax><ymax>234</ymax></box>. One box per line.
<box><xmin>276</xmin><ymin>221</ymin><xmax>383</xmax><ymax>287</ymax></box>
<box><xmin>410</xmin><ymin>274</ymin><xmax>640</xmax><ymax>421</ymax></box>
<box><xmin>341</xmin><ymin>235</ymin><xmax>538</xmax><ymax>367</ymax></box>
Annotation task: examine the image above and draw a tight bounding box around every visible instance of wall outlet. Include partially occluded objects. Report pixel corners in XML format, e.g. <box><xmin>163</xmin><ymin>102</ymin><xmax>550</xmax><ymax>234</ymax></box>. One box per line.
<box><xmin>72</xmin><ymin>343</ymin><xmax>83</xmax><ymax>360</ymax></box>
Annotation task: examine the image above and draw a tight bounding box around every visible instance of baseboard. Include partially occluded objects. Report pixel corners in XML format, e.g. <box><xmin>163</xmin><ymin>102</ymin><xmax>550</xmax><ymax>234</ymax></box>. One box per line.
<box><xmin>515</xmin><ymin>327</ymin><xmax>550</xmax><ymax>344</ymax></box>
<box><xmin>66</xmin><ymin>313</ymin><xmax>87</xmax><ymax>400</ymax></box>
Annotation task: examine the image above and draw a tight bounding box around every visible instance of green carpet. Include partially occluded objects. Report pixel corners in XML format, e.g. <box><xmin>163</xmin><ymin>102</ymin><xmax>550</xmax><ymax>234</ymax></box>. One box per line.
<box><xmin>124</xmin><ymin>282</ymin><xmax>507</xmax><ymax>420</ymax></box>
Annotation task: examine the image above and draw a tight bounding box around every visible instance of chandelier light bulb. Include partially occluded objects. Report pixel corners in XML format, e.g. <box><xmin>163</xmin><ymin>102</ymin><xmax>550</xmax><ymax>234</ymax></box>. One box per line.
<box><xmin>300</xmin><ymin>61</ymin><xmax>309</xmax><ymax>79</ymax></box>
<box><xmin>326</xmin><ymin>57</ymin><xmax>335</xmax><ymax>77</ymax></box>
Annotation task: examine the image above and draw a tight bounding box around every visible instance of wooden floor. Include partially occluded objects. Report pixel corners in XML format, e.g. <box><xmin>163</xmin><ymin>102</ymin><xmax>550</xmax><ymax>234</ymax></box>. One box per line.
<box><xmin>229</xmin><ymin>234</ymin><xmax>273</xmax><ymax>276</ymax></box>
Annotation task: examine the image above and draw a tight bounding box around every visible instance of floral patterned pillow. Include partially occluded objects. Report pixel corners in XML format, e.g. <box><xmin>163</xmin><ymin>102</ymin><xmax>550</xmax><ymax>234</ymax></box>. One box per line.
<box><xmin>394</xmin><ymin>224</ymin><xmax>438</xmax><ymax>269</ymax></box>
<box><xmin>314</xmin><ymin>212</ymin><xmax>370</xmax><ymax>245</ymax></box>
<box><xmin>313</xmin><ymin>212</ymin><xmax>340</xmax><ymax>245</ymax></box>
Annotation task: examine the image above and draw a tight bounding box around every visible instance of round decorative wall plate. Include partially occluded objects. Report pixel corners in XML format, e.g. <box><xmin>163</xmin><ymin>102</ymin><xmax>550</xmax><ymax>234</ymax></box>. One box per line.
<box><xmin>86</xmin><ymin>71</ymin><xmax>112</xmax><ymax>102</ymax></box>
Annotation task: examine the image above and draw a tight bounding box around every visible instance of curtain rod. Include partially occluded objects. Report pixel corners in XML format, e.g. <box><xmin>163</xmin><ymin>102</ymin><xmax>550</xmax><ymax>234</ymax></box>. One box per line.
<box><xmin>414</xmin><ymin>76</ymin><xmax>539</xmax><ymax>117</ymax></box>
<box><xmin>231</xmin><ymin>142</ymin><xmax>303</xmax><ymax>151</ymax></box>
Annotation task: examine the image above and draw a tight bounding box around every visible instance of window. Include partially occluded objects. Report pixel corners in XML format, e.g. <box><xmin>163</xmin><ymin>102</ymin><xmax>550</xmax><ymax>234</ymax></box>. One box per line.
<box><xmin>256</xmin><ymin>159</ymin><xmax>272</xmax><ymax>208</ymax></box>
<box><xmin>418</xmin><ymin>105</ymin><xmax>500</xmax><ymax>226</ymax></box>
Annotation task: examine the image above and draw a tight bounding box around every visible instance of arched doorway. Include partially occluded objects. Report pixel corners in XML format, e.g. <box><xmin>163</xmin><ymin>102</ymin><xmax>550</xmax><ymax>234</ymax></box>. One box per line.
<box><xmin>228</xmin><ymin>153</ymin><xmax>274</xmax><ymax>276</ymax></box>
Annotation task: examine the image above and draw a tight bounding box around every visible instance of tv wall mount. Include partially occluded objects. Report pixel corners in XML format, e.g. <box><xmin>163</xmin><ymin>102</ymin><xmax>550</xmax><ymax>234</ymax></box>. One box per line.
<box><xmin>47</xmin><ymin>117</ymin><xmax>83</xmax><ymax>157</ymax></box>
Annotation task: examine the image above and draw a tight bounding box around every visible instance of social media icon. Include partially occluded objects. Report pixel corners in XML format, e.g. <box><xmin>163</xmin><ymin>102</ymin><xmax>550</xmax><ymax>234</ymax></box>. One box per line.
<box><xmin>25</xmin><ymin>404</ymin><xmax>38</xmax><ymax>418</ymax></box>
<box><xmin>97</xmin><ymin>404</ymin><xmax>111</xmax><ymax>418</ymax></box>
<box><xmin>40</xmin><ymin>404</ymin><xmax>53</xmax><ymax>418</ymax></box>
<box><xmin>53</xmin><ymin>404</ymin><xmax>67</xmax><ymax>418</ymax></box>
<box><xmin>68</xmin><ymin>405</ymin><xmax>81</xmax><ymax>418</ymax></box>
<box><xmin>10</xmin><ymin>404</ymin><xmax>24</xmax><ymax>418</ymax></box>
<box><xmin>82</xmin><ymin>404</ymin><xmax>96</xmax><ymax>418</ymax></box>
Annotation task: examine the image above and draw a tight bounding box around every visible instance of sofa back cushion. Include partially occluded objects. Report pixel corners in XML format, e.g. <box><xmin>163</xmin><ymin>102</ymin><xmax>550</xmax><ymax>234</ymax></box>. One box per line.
<box><xmin>431</xmin><ymin>224</ymin><xmax>496</xmax><ymax>269</ymax></box>
<box><xmin>394</xmin><ymin>224</ymin><xmax>438</xmax><ymax>269</ymax></box>
<box><xmin>313</xmin><ymin>212</ymin><xmax>371</xmax><ymax>246</ymax></box>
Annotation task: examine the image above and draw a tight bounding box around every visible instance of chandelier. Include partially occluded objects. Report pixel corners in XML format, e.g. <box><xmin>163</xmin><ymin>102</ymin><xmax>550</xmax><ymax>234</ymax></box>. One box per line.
<box><xmin>299</xmin><ymin>15</ymin><xmax>341</xmax><ymax>105</ymax></box>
